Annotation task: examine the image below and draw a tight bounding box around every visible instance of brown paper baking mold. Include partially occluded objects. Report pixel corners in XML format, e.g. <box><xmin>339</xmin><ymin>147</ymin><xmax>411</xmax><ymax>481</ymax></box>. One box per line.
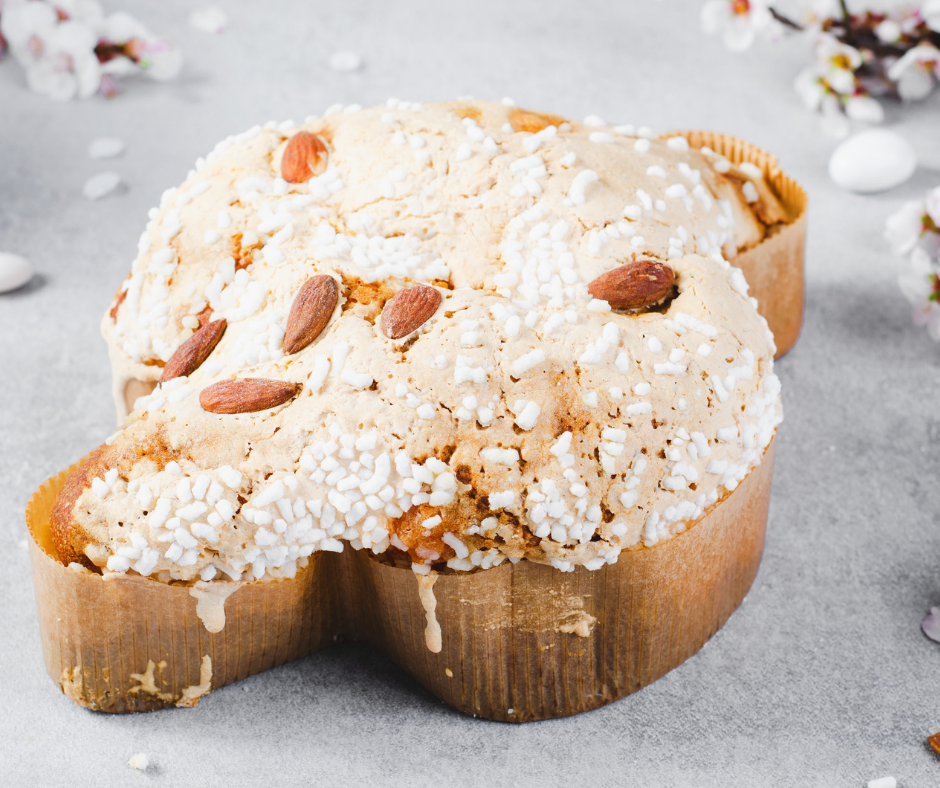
<box><xmin>672</xmin><ymin>130</ymin><xmax>808</xmax><ymax>359</ymax></box>
<box><xmin>27</xmin><ymin>439</ymin><xmax>775</xmax><ymax>722</ymax></box>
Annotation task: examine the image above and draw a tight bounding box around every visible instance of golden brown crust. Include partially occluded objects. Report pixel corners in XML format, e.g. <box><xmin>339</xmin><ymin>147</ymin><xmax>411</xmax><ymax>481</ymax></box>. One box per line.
<box><xmin>508</xmin><ymin>108</ymin><xmax>568</xmax><ymax>133</ymax></box>
<box><xmin>51</xmin><ymin>431</ymin><xmax>187</xmax><ymax>568</ymax></box>
<box><xmin>51</xmin><ymin>445</ymin><xmax>109</xmax><ymax>569</ymax></box>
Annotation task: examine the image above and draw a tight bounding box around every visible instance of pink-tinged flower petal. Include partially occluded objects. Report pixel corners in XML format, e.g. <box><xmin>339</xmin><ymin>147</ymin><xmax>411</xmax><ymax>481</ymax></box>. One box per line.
<box><xmin>888</xmin><ymin>45</ymin><xmax>940</xmax><ymax>101</ymax></box>
<box><xmin>844</xmin><ymin>95</ymin><xmax>884</xmax><ymax>124</ymax></box>
<box><xmin>898</xmin><ymin>69</ymin><xmax>935</xmax><ymax>101</ymax></box>
<box><xmin>0</xmin><ymin>2</ymin><xmax>58</xmax><ymax>50</ymax></box>
<box><xmin>144</xmin><ymin>46</ymin><xmax>182</xmax><ymax>81</ymax></box>
<box><xmin>925</xmin><ymin>187</ymin><xmax>940</xmax><ymax>228</ymax></box>
<box><xmin>74</xmin><ymin>54</ymin><xmax>100</xmax><ymax>99</ymax></box>
<box><xmin>723</xmin><ymin>16</ymin><xmax>756</xmax><ymax>52</ymax></box>
<box><xmin>26</xmin><ymin>60</ymin><xmax>78</xmax><ymax>101</ymax></box>
<box><xmin>99</xmin><ymin>11</ymin><xmax>150</xmax><ymax>44</ymax></box>
<box><xmin>99</xmin><ymin>73</ymin><xmax>119</xmax><ymax>98</ymax></box>
<box><xmin>928</xmin><ymin>609</ymin><xmax>940</xmax><ymax>638</ymax></box>
<box><xmin>794</xmin><ymin>67</ymin><xmax>825</xmax><ymax>110</ymax></box>
<box><xmin>886</xmin><ymin>200</ymin><xmax>927</xmax><ymax>256</ymax></box>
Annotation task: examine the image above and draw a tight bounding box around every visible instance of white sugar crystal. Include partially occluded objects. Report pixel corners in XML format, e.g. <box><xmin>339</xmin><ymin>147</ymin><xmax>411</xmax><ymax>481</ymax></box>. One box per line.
<box><xmin>488</xmin><ymin>490</ymin><xmax>515</xmax><ymax>508</ymax></box>
<box><xmin>568</xmin><ymin>170</ymin><xmax>599</xmax><ymax>205</ymax></box>
<box><xmin>511</xmin><ymin>349</ymin><xmax>545</xmax><ymax>376</ymax></box>
<box><xmin>217</xmin><ymin>465</ymin><xmax>242</xmax><ymax>489</ymax></box>
<box><xmin>514</xmin><ymin>401</ymin><xmax>540</xmax><ymax>431</ymax></box>
<box><xmin>481</xmin><ymin>448</ymin><xmax>520</xmax><ymax>466</ymax></box>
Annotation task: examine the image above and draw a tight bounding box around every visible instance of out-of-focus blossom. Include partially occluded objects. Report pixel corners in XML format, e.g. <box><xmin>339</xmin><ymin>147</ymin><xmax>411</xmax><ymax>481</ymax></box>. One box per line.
<box><xmin>926</xmin><ymin>188</ymin><xmax>940</xmax><ymax>228</ymax></box>
<box><xmin>886</xmin><ymin>199</ymin><xmax>930</xmax><ymax>256</ymax></box>
<box><xmin>924</xmin><ymin>0</ymin><xmax>940</xmax><ymax>33</ymax></box>
<box><xmin>816</xmin><ymin>34</ymin><xmax>863</xmax><ymax>95</ymax></box>
<box><xmin>794</xmin><ymin>34</ymin><xmax>883</xmax><ymax>137</ymax></box>
<box><xmin>700</xmin><ymin>0</ymin><xmax>777</xmax><ymax>52</ymax></box>
<box><xmin>844</xmin><ymin>93</ymin><xmax>884</xmax><ymax>123</ymax></box>
<box><xmin>889</xmin><ymin>187</ymin><xmax>940</xmax><ymax>342</ymax></box>
<box><xmin>702</xmin><ymin>2</ymin><xmax>940</xmax><ymax>130</ymax></box>
<box><xmin>0</xmin><ymin>0</ymin><xmax>180</xmax><ymax>100</ymax></box>
<box><xmin>899</xmin><ymin>248</ymin><xmax>940</xmax><ymax>341</ymax></box>
<box><xmin>874</xmin><ymin>18</ymin><xmax>903</xmax><ymax>44</ymax></box>
<box><xmin>887</xmin><ymin>44</ymin><xmax>940</xmax><ymax>101</ymax></box>
<box><xmin>792</xmin><ymin>0</ymin><xmax>840</xmax><ymax>28</ymax></box>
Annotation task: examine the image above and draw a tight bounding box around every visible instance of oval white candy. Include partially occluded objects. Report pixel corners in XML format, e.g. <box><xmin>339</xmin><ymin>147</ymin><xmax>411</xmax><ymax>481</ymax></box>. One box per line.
<box><xmin>83</xmin><ymin>171</ymin><xmax>121</xmax><ymax>200</ymax></box>
<box><xmin>828</xmin><ymin>129</ymin><xmax>916</xmax><ymax>194</ymax></box>
<box><xmin>0</xmin><ymin>253</ymin><xmax>33</xmax><ymax>294</ymax></box>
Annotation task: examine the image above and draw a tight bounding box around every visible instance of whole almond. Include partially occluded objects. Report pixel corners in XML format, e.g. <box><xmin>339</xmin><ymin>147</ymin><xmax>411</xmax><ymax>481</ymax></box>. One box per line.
<box><xmin>380</xmin><ymin>285</ymin><xmax>442</xmax><ymax>339</ymax></box>
<box><xmin>161</xmin><ymin>319</ymin><xmax>228</xmax><ymax>383</ymax></box>
<box><xmin>283</xmin><ymin>275</ymin><xmax>338</xmax><ymax>355</ymax></box>
<box><xmin>587</xmin><ymin>261</ymin><xmax>675</xmax><ymax>310</ymax></box>
<box><xmin>281</xmin><ymin>132</ymin><xmax>328</xmax><ymax>183</ymax></box>
<box><xmin>199</xmin><ymin>378</ymin><xmax>301</xmax><ymax>414</ymax></box>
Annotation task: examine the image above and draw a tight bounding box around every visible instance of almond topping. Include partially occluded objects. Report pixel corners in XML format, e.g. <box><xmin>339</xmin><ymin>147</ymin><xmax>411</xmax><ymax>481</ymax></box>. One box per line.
<box><xmin>199</xmin><ymin>378</ymin><xmax>301</xmax><ymax>414</ymax></box>
<box><xmin>283</xmin><ymin>275</ymin><xmax>338</xmax><ymax>355</ymax></box>
<box><xmin>161</xmin><ymin>319</ymin><xmax>228</xmax><ymax>383</ymax></box>
<box><xmin>281</xmin><ymin>132</ymin><xmax>328</xmax><ymax>183</ymax></box>
<box><xmin>587</xmin><ymin>261</ymin><xmax>675</xmax><ymax>310</ymax></box>
<box><xmin>380</xmin><ymin>285</ymin><xmax>442</xmax><ymax>339</ymax></box>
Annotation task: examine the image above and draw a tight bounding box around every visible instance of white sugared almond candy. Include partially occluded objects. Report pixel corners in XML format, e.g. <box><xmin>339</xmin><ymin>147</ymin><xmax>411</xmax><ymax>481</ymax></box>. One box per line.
<box><xmin>62</xmin><ymin>99</ymin><xmax>782</xmax><ymax>584</ymax></box>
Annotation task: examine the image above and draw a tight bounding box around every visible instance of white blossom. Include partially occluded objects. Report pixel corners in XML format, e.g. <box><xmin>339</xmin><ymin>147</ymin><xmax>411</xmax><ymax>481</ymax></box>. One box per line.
<box><xmin>0</xmin><ymin>0</ymin><xmax>180</xmax><ymax>100</ymax></box>
<box><xmin>700</xmin><ymin>0</ymin><xmax>777</xmax><ymax>52</ymax></box>
<box><xmin>887</xmin><ymin>44</ymin><xmax>940</xmax><ymax>102</ymax></box>
<box><xmin>888</xmin><ymin>186</ymin><xmax>940</xmax><ymax>342</ymax></box>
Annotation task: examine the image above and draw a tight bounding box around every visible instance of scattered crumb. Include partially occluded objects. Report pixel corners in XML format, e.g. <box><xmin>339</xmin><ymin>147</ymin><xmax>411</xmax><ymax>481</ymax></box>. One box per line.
<box><xmin>190</xmin><ymin>7</ymin><xmax>228</xmax><ymax>33</ymax></box>
<box><xmin>128</xmin><ymin>753</ymin><xmax>149</xmax><ymax>772</ymax></box>
<box><xmin>88</xmin><ymin>137</ymin><xmax>125</xmax><ymax>160</ymax></box>
<box><xmin>867</xmin><ymin>778</ymin><xmax>896</xmax><ymax>788</ymax></box>
<box><xmin>558</xmin><ymin>609</ymin><xmax>596</xmax><ymax>638</ymax></box>
<box><xmin>329</xmin><ymin>51</ymin><xmax>363</xmax><ymax>73</ymax></box>
<box><xmin>83</xmin><ymin>172</ymin><xmax>121</xmax><ymax>200</ymax></box>
<box><xmin>445</xmin><ymin>668</ymin><xmax>453</xmax><ymax>677</ymax></box>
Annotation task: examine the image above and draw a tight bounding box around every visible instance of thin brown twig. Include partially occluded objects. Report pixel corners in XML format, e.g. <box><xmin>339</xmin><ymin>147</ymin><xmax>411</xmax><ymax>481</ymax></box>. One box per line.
<box><xmin>769</xmin><ymin>7</ymin><xmax>804</xmax><ymax>32</ymax></box>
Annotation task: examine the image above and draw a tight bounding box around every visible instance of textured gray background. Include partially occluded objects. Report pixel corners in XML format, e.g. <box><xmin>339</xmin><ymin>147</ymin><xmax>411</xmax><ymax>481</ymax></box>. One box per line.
<box><xmin>2</xmin><ymin>0</ymin><xmax>940</xmax><ymax>785</ymax></box>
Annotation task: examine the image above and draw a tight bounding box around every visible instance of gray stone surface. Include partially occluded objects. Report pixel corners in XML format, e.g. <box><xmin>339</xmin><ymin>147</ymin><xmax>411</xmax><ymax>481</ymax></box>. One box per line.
<box><xmin>2</xmin><ymin>0</ymin><xmax>940</xmax><ymax>785</ymax></box>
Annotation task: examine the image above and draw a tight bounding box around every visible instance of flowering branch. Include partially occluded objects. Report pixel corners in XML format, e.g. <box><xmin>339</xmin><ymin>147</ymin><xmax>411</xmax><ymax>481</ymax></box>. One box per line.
<box><xmin>887</xmin><ymin>187</ymin><xmax>940</xmax><ymax>341</ymax></box>
<box><xmin>0</xmin><ymin>0</ymin><xmax>181</xmax><ymax>101</ymax></box>
<box><xmin>702</xmin><ymin>1</ymin><xmax>940</xmax><ymax>137</ymax></box>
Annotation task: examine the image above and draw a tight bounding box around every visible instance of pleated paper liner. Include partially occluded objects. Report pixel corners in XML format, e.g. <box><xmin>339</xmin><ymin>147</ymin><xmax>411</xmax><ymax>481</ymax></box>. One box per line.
<box><xmin>27</xmin><ymin>438</ymin><xmax>775</xmax><ymax>722</ymax></box>
<box><xmin>672</xmin><ymin>130</ymin><xmax>808</xmax><ymax>359</ymax></box>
